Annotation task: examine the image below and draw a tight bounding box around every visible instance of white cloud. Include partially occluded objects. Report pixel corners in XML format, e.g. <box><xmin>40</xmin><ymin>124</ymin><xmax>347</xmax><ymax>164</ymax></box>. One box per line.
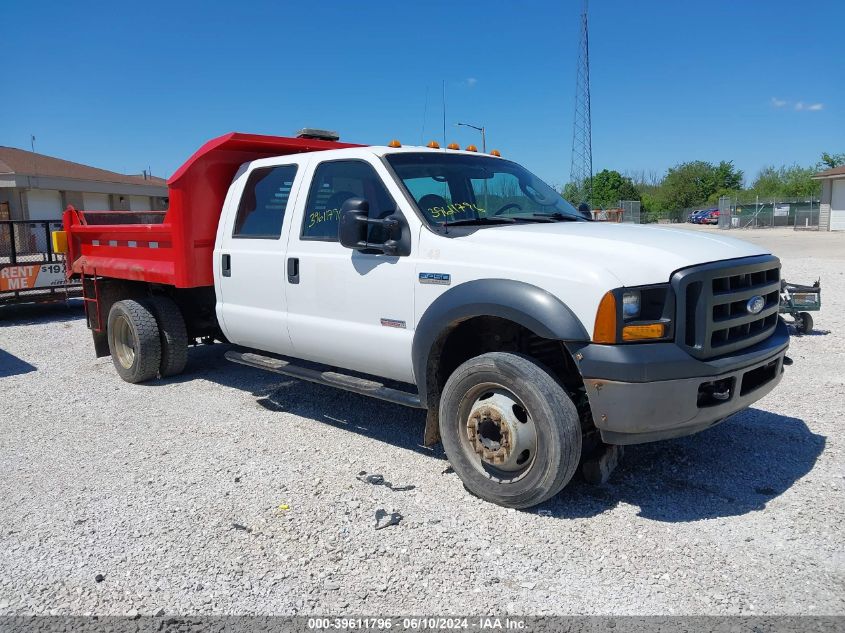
<box><xmin>465</xmin><ymin>77</ymin><xmax>478</xmax><ymax>88</ymax></box>
<box><xmin>794</xmin><ymin>101</ymin><xmax>824</xmax><ymax>111</ymax></box>
<box><xmin>807</xmin><ymin>103</ymin><xmax>824</xmax><ymax>111</ymax></box>
<box><xmin>771</xmin><ymin>97</ymin><xmax>788</xmax><ymax>108</ymax></box>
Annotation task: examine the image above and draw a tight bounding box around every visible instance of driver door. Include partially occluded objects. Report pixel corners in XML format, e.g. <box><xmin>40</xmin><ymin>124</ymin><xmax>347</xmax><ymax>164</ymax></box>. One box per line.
<box><xmin>284</xmin><ymin>157</ymin><xmax>416</xmax><ymax>383</ymax></box>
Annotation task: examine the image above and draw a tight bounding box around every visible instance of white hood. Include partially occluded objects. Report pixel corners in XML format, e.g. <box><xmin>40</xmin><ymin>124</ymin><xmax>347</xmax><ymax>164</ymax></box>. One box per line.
<box><xmin>455</xmin><ymin>222</ymin><xmax>768</xmax><ymax>286</ymax></box>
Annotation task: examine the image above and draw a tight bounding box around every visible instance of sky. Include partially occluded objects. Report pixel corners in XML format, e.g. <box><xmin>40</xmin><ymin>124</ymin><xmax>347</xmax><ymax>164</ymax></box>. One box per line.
<box><xmin>3</xmin><ymin>0</ymin><xmax>843</xmax><ymax>188</ymax></box>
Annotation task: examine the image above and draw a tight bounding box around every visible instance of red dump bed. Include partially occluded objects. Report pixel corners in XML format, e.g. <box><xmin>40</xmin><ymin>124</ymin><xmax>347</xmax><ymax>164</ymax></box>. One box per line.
<box><xmin>63</xmin><ymin>132</ymin><xmax>362</xmax><ymax>288</ymax></box>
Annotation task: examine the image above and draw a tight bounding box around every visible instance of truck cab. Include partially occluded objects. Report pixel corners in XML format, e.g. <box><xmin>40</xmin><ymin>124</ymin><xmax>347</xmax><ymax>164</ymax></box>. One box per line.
<box><xmin>57</xmin><ymin>132</ymin><xmax>789</xmax><ymax>509</ymax></box>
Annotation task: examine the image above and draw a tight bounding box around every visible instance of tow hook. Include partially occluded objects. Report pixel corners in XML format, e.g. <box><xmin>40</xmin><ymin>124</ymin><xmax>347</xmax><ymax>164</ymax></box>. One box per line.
<box><xmin>783</xmin><ymin>356</ymin><xmax>793</xmax><ymax>366</ymax></box>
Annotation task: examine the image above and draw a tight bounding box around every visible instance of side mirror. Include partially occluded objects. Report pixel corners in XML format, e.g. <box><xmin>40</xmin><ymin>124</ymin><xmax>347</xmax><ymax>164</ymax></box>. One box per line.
<box><xmin>338</xmin><ymin>197</ymin><xmax>408</xmax><ymax>256</ymax></box>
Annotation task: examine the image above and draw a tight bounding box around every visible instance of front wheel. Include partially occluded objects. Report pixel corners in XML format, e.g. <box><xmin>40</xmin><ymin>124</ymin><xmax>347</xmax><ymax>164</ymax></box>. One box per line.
<box><xmin>439</xmin><ymin>352</ymin><xmax>582</xmax><ymax>509</ymax></box>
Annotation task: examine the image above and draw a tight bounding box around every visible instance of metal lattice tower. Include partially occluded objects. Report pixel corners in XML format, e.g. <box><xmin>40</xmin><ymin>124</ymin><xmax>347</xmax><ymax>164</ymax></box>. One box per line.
<box><xmin>569</xmin><ymin>0</ymin><xmax>593</xmax><ymax>204</ymax></box>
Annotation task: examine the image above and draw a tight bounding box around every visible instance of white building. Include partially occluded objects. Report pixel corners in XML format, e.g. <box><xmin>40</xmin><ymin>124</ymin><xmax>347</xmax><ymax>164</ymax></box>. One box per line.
<box><xmin>814</xmin><ymin>165</ymin><xmax>845</xmax><ymax>231</ymax></box>
<box><xmin>0</xmin><ymin>146</ymin><xmax>168</xmax><ymax>224</ymax></box>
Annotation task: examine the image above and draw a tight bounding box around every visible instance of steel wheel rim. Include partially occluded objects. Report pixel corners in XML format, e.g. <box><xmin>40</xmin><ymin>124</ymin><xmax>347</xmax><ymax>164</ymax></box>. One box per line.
<box><xmin>112</xmin><ymin>314</ymin><xmax>136</xmax><ymax>369</ymax></box>
<box><xmin>458</xmin><ymin>383</ymin><xmax>538</xmax><ymax>483</ymax></box>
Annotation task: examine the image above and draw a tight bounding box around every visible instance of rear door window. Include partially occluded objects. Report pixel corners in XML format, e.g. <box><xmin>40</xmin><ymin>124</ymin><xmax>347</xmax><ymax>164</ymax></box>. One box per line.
<box><xmin>233</xmin><ymin>165</ymin><xmax>298</xmax><ymax>239</ymax></box>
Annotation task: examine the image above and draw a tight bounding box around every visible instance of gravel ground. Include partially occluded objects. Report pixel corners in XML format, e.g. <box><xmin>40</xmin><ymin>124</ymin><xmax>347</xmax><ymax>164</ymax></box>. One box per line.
<box><xmin>0</xmin><ymin>227</ymin><xmax>843</xmax><ymax>616</ymax></box>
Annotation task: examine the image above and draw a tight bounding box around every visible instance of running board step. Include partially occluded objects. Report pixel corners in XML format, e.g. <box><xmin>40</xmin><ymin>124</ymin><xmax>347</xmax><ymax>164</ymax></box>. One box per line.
<box><xmin>225</xmin><ymin>350</ymin><xmax>424</xmax><ymax>409</ymax></box>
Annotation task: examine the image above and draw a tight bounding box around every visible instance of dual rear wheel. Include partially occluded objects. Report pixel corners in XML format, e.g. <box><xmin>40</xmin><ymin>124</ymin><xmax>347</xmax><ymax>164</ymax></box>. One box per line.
<box><xmin>106</xmin><ymin>296</ymin><xmax>188</xmax><ymax>383</ymax></box>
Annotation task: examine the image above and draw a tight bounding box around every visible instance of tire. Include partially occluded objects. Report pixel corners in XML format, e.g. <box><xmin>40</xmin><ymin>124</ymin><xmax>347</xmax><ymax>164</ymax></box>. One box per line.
<box><xmin>798</xmin><ymin>312</ymin><xmax>814</xmax><ymax>334</ymax></box>
<box><xmin>148</xmin><ymin>295</ymin><xmax>189</xmax><ymax>377</ymax></box>
<box><xmin>438</xmin><ymin>352</ymin><xmax>582</xmax><ymax>509</ymax></box>
<box><xmin>107</xmin><ymin>299</ymin><xmax>162</xmax><ymax>383</ymax></box>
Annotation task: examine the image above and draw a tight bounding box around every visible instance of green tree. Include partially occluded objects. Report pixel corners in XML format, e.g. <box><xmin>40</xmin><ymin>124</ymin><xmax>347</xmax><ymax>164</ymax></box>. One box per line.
<box><xmin>562</xmin><ymin>180</ymin><xmax>588</xmax><ymax>205</ymax></box>
<box><xmin>751</xmin><ymin>165</ymin><xmax>820</xmax><ymax>199</ymax></box>
<box><xmin>590</xmin><ymin>169</ymin><xmax>640</xmax><ymax>209</ymax></box>
<box><xmin>661</xmin><ymin>160</ymin><xmax>743</xmax><ymax>210</ymax></box>
<box><xmin>820</xmin><ymin>152</ymin><xmax>845</xmax><ymax>169</ymax></box>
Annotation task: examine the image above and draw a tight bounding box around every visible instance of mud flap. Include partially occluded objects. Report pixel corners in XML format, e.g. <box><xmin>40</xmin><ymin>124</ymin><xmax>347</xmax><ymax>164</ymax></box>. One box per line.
<box><xmin>423</xmin><ymin>408</ymin><xmax>441</xmax><ymax>446</ymax></box>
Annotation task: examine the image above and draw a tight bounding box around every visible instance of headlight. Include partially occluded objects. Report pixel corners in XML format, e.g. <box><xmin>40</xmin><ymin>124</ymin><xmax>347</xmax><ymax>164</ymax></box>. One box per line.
<box><xmin>593</xmin><ymin>284</ymin><xmax>674</xmax><ymax>344</ymax></box>
<box><xmin>622</xmin><ymin>290</ymin><xmax>641</xmax><ymax>320</ymax></box>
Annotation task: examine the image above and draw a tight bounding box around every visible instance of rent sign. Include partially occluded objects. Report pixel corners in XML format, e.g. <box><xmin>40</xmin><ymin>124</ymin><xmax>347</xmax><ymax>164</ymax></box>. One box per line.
<box><xmin>0</xmin><ymin>263</ymin><xmax>69</xmax><ymax>291</ymax></box>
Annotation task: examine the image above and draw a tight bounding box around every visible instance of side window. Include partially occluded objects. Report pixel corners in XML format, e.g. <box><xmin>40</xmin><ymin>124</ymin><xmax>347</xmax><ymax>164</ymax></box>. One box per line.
<box><xmin>302</xmin><ymin>160</ymin><xmax>396</xmax><ymax>241</ymax></box>
<box><xmin>233</xmin><ymin>164</ymin><xmax>298</xmax><ymax>239</ymax></box>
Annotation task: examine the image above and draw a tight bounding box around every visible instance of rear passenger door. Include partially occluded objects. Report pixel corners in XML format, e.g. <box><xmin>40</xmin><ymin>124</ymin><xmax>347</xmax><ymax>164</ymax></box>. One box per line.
<box><xmin>215</xmin><ymin>160</ymin><xmax>304</xmax><ymax>354</ymax></box>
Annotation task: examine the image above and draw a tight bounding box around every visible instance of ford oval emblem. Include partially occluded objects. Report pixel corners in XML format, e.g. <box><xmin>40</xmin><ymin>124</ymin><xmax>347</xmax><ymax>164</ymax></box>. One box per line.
<box><xmin>746</xmin><ymin>295</ymin><xmax>765</xmax><ymax>315</ymax></box>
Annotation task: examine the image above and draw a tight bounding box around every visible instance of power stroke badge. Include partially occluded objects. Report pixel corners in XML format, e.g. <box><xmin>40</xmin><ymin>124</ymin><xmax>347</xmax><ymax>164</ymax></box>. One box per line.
<box><xmin>419</xmin><ymin>272</ymin><xmax>451</xmax><ymax>286</ymax></box>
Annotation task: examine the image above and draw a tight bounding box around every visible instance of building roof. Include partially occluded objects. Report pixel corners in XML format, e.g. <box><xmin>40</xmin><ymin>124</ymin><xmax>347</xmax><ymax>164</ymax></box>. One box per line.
<box><xmin>813</xmin><ymin>164</ymin><xmax>845</xmax><ymax>179</ymax></box>
<box><xmin>0</xmin><ymin>146</ymin><xmax>167</xmax><ymax>187</ymax></box>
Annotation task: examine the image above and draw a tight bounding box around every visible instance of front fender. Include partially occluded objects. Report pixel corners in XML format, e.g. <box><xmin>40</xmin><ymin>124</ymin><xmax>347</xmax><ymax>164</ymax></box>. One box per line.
<box><xmin>412</xmin><ymin>278</ymin><xmax>590</xmax><ymax>406</ymax></box>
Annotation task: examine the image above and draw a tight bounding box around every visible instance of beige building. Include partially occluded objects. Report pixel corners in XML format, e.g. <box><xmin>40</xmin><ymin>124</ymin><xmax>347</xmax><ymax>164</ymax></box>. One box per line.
<box><xmin>0</xmin><ymin>146</ymin><xmax>168</xmax><ymax>224</ymax></box>
<box><xmin>814</xmin><ymin>165</ymin><xmax>845</xmax><ymax>231</ymax></box>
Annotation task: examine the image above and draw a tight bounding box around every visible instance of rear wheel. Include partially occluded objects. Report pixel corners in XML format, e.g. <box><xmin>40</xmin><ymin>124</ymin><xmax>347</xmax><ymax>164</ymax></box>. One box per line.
<box><xmin>439</xmin><ymin>352</ymin><xmax>582</xmax><ymax>509</ymax></box>
<box><xmin>798</xmin><ymin>312</ymin><xmax>814</xmax><ymax>334</ymax></box>
<box><xmin>149</xmin><ymin>295</ymin><xmax>189</xmax><ymax>377</ymax></box>
<box><xmin>107</xmin><ymin>299</ymin><xmax>161</xmax><ymax>383</ymax></box>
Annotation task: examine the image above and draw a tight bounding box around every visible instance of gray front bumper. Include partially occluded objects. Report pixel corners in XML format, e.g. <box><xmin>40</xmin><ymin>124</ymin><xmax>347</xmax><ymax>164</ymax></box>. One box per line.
<box><xmin>573</xmin><ymin>320</ymin><xmax>790</xmax><ymax>445</ymax></box>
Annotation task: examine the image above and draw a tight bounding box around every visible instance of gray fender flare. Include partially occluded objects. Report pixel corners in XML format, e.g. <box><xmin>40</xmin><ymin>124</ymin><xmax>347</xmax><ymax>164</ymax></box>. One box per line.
<box><xmin>411</xmin><ymin>278</ymin><xmax>590</xmax><ymax>408</ymax></box>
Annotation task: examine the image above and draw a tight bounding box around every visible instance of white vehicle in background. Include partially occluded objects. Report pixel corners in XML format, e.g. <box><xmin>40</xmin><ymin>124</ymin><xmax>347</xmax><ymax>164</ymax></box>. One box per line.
<box><xmin>56</xmin><ymin>130</ymin><xmax>790</xmax><ymax>508</ymax></box>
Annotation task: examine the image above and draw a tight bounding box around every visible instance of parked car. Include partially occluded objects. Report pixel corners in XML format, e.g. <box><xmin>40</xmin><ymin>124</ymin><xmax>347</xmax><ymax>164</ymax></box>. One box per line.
<box><xmin>687</xmin><ymin>209</ymin><xmax>711</xmax><ymax>223</ymax></box>
<box><xmin>53</xmin><ymin>131</ymin><xmax>790</xmax><ymax>509</ymax></box>
<box><xmin>702</xmin><ymin>209</ymin><xmax>721</xmax><ymax>225</ymax></box>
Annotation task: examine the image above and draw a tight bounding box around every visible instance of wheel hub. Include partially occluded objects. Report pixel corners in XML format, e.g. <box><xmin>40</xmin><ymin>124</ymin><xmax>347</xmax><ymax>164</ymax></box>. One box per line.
<box><xmin>466</xmin><ymin>391</ymin><xmax>537</xmax><ymax>472</ymax></box>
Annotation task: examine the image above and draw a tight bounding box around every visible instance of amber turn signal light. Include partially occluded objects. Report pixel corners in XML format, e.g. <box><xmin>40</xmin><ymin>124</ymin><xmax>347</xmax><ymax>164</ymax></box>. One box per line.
<box><xmin>622</xmin><ymin>323</ymin><xmax>666</xmax><ymax>341</ymax></box>
<box><xmin>388</xmin><ymin>139</ymin><xmax>402</xmax><ymax>148</ymax></box>
<box><xmin>593</xmin><ymin>292</ymin><xmax>617</xmax><ymax>343</ymax></box>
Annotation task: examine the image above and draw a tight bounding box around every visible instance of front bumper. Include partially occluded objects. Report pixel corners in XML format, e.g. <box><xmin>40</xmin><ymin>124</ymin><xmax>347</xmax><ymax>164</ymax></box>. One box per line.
<box><xmin>571</xmin><ymin>319</ymin><xmax>790</xmax><ymax>445</ymax></box>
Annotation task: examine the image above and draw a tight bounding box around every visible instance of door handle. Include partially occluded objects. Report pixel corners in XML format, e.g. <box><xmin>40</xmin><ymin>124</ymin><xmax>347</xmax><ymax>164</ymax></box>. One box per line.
<box><xmin>222</xmin><ymin>254</ymin><xmax>231</xmax><ymax>277</ymax></box>
<box><xmin>287</xmin><ymin>257</ymin><xmax>299</xmax><ymax>284</ymax></box>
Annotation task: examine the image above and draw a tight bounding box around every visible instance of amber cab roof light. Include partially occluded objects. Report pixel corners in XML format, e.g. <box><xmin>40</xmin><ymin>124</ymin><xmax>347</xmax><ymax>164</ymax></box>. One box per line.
<box><xmin>490</xmin><ymin>149</ymin><xmax>501</xmax><ymax>157</ymax></box>
<box><xmin>427</xmin><ymin>140</ymin><xmax>441</xmax><ymax>149</ymax></box>
<box><xmin>447</xmin><ymin>142</ymin><xmax>460</xmax><ymax>150</ymax></box>
<box><xmin>388</xmin><ymin>139</ymin><xmax>402</xmax><ymax>148</ymax></box>
<box><xmin>465</xmin><ymin>144</ymin><xmax>478</xmax><ymax>152</ymax></box>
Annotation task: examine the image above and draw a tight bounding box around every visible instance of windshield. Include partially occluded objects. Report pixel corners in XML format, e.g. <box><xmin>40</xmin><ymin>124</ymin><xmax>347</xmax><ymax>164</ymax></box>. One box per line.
<box><xmin>385</xmin><ymin>152</ymin><xmax>584</xmax><ymax>227</ymax></box>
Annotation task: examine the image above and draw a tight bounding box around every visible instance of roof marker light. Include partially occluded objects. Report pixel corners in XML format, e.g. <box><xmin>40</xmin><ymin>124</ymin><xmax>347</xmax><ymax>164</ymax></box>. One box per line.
<box><xmin>388</xmin><ymin>139</ymin><xmax>402</xmax><ymax>148</ymax></box>
<box><xmin>447</xmin><ymin>143</ymin><xmax>460</xmax><ymax>150</ymax></box>
<box><xmin>490</xmin><ymin>149</ymin><xmax>501</xmax><ymax>157</ymax></box>
<box><xmin>427</xmin><ymin>140</ymin><xmax>441</xmax><ymax>149</ymax></box>
<box><xmin>465</xmin><ymin>145</ymin><xmax>478</xmax><ymax>152</ymax></box>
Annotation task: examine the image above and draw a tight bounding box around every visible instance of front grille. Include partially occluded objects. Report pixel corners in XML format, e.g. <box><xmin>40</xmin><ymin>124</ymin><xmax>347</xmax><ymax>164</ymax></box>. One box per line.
<box><xmin>672</xmin><ymin>255</ymin><xmax>781</xmax><ymax>359</ymax></box>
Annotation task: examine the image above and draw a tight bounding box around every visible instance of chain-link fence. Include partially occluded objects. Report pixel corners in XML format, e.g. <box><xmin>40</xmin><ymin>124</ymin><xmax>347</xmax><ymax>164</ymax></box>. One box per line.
<box><xmin>619</xmin><ymin>200</ymin><xmax>641</xmax><ymax>223</ymax></box>
<box><xmin>713</xmin><ymin>196</ymin><xmax>820</xmax><ymax>230</ymax></box>
<box><xmin>0</xmin><ymin>220</ymin><xmax>63</xmax><ymax>263</ymax></box>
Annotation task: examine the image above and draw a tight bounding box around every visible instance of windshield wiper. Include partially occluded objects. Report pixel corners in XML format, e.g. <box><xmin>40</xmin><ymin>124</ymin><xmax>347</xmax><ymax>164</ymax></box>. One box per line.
<box><xmin>525</xmin><ymin>212</ymin><xmax>583</xmax><ymax>222</ymax></box>
<box><xmin>443</xmin><ymin>217</ymin><xmax>517</xmax><ymax>227</ymax></box>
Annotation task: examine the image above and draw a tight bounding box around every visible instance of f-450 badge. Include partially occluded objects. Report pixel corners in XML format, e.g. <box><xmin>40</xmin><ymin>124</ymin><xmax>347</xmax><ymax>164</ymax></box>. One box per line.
<box><xmin>419</xmin><ymin>272</ymin><xmax>451</xmax><ymax>286</ymax></box>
